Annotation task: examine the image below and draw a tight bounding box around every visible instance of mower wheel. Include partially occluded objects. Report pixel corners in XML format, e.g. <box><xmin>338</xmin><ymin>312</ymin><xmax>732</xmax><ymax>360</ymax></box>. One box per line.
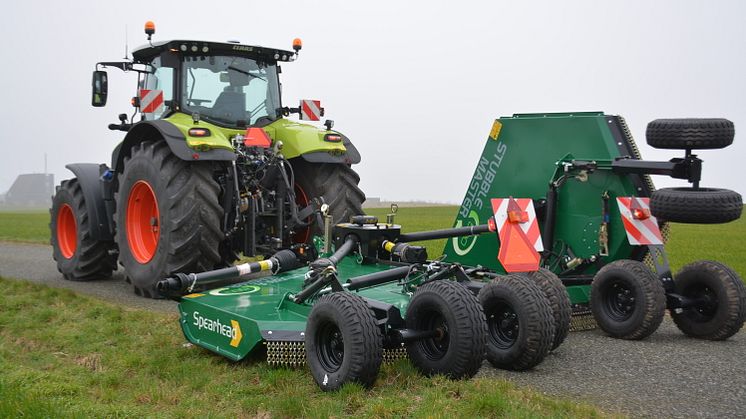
<box><xmin>479</xmin><ymin>274</ymin><xmax>555</xmax><ymax>371</ymax></box>
<box><xmin>292</xmin><ymin>160</ymin><xmax>365</xmax><ymax>236</ymax></box>
<box><xmin>527</xmin><ymin>268</ymin><xmax>572</xmax><ymax>351</ymax></box>
<box><xmin>50</xmin><ymin>178</ymin><xmax>116</xmax><ymax>281</ymax></box>
<box><xmin>671</xmin><ymin>261</ymin><xmax>746</xmax><ymax>340</ymax></box>
<box><xmin>115</xmin><ymin>141</ymin><xmax>224</xmax><ymax>298</ymax></box>
<box><xmin>305</xmin><ymin>292</ymin><xmax>382</xmax><ymax>391</ymax></box>
<box><xmin>591</xmin><ymin>260</ymin><xmax>665</xmax><ymax>340</ymax></box>
<box><xmin>646</xmin><ymin>118</ymin><xmax>734</xmax><ymax>150</ymax></box>
<box><xmin>650</xmin><ymin>187</ymin><xmax>742</xmax><ymax>224</ymax></box>
<box><xmin>406</xmin><ymin>280</ymin><xmax>486</xmax><ymax>379</ymax></box>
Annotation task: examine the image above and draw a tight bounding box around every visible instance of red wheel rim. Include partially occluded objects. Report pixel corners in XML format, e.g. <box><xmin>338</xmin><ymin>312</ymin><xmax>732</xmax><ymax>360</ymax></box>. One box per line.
<box><xmin>57</xmin><ymin>203</ymin><xmax>77</xmax><ymax>259</ymax></box>
<box><xmin>126</xmin><ymin>181</ymin><xmax>160</xmax><ymax>263</ymax></box>
<box><xmin>294</xmin><ymin>183</ymin><xmax>311</xmax><ymax>244</ymax></box>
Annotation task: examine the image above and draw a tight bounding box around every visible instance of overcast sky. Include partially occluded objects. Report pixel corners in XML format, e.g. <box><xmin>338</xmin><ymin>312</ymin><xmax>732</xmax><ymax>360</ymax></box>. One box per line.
<box><xmin>1</xmin><ymin>0</ymin><xmax>744</xmax><ymax>204</ymax></box>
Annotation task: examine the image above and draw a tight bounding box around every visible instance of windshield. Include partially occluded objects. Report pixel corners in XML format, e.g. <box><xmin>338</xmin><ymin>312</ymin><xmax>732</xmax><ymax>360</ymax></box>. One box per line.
<box><xmin>182</xmin><ymin>55</ymin><xmax>281</xmax><ymax>126</ymax></box>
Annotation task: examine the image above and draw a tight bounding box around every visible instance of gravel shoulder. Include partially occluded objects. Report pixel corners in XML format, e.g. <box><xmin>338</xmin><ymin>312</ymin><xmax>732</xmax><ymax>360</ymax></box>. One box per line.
<box><xmin>2</xmin><ymin>241</ymin><xmax>744</xmax><ymax>417</ymax></box>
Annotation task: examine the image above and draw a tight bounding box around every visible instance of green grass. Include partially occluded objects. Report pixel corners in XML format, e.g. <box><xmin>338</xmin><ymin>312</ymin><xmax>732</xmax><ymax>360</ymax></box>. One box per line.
<box><xmin>0</xmin><ymin>277</ymin><xmax>608</xmax><ymax>418</ymax></box>
<box><xmin>0</xmin><ymin>210</ymin><xmax>49</xmax><ymax>244</ymax></box>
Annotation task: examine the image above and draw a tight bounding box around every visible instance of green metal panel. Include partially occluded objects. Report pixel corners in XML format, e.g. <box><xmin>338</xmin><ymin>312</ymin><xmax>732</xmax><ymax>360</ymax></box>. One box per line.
<box><xmin>178</xmin><ymin>257</ymin><xmax>412</xmax><ymax>360</ymax></box>
<box><xmin>443</xmin><ymin>113</ymin><xmax>651</xmax><ymax>304</ymax></box>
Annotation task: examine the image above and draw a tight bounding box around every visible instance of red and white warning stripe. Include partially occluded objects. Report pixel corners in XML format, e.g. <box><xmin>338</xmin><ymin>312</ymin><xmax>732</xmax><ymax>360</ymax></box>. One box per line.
<box><xmin>139</xmin><ymin>89</ymin><xmax>164</xmax><ymax>114</ymax></box>
<box><xmin>616</xmin><ymin>197</ymin><xmax>664</xmax><ymax>245</ymax></box>
<box><xmin>491</xmin><ymin>198</ymin><xmax>544</xmax><ymax>252</ymax></box>
<box><xmin>300</xmin><ymin>99</ymin><xmax>321</xmax><ymax>121</ymax></box>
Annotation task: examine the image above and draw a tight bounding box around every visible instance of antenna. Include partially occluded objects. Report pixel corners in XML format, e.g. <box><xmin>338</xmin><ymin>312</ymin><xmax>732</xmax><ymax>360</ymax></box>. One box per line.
<box><xmin>123</xmin><ymin>24</ymin><xmax>129</xmax><ymax>59</ymax></box>
<box><xmin>44</xmin><ymin>153</ymin><xmax>47</xmax><ymax>175</ymax></box>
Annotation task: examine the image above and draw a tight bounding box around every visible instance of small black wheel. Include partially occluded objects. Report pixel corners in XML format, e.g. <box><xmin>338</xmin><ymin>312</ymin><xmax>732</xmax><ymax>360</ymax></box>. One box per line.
<box><xmin>591</xmin><ymin>260</ymin><xmax>666</xmax><ymax>340</ymax></box>
<box><xmin>650</xmin><ymin>187</ymin><xmax>742</xmax><ymax>224</ymax></box>
<box><xmin>527</xmin><ymin>268</ymin><xmax>572</xmax><ymax>351</ymax></box>
<box><xmin>405</xmin><ymin>280</ymin><xmax>486</xmax><ymax>379</ymax></box>
<box><xmin>671</xmin><ymin>261</ymin><xmax>746</xmax><ymax>340</ymax></box>
<box><xmin>305</xmin><ymin>292</ymin><xmax>382</xmax><ymax>391</ymax></box>
<box><xmin>479</xmin><ymin>274</ymin><xmax>555</xmax><ymax>371</ymax></box>
<box><xmin>50</xmin><ymin>178</ymin><xmax>116</xmax><ymax>281</ymax></box>
<box><xmin>646</xmin><ymin>118</ymin><xmax>734</xmax><ymax>150</ymax></box>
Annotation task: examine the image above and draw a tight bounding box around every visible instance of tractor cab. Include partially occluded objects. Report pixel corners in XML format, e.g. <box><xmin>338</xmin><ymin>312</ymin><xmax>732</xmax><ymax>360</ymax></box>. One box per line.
<box><xmin>95</xmin><ymin>39</ymin><xmax>298</xmax><ymax>129</ymax></box>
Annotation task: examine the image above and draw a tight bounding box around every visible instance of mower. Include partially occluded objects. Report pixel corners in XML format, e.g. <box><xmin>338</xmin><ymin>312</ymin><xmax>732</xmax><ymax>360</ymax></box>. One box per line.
<box><xmin>444</xmin><ymin>113</ymin><xmax>745</xmax><ymax>341</ymax></box>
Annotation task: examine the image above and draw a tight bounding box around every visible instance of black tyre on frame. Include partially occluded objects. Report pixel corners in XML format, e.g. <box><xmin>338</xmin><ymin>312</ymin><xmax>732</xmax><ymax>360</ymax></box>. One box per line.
<box><xmin>590</xmin><ymin>259</ymin><xmax>666</xmax><ymax>340</ymax></box>
<box><xmin>479</xmin><ymin>274</ymin><xmax>555</xmax><ymax>371</ymax></box>
<box><xmin>305</xmin><ymin>292</ymin><xmax>383</xmax><ymax>391</ymax></box>
<box><xmin>526</xmin><ymin>268</ymin><xmax>572</xmax><ymax>351</ymax></box>
<box><xmin>671</xmin><ymin>260</ymin><xmax>746</xmax><ymax>341</ymax></box>
<box><xmin>405</xmin><ymin>280</ymin><xmax>486</xmax><ymax>379</ymax></box>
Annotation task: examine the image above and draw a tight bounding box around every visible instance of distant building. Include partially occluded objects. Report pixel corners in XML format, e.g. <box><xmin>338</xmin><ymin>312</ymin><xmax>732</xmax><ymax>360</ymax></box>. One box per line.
<box><xmin>1</xmin><ymin>173</ymin><xmax>54</xmax><ymax>208</ymax></box>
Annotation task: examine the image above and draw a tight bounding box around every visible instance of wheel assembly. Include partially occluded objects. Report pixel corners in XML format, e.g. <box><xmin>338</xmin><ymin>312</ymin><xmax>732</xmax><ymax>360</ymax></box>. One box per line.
<box><xmin>591</xmin><ymin>260</ymin><xmax>666</xmax><ymax>340</ymax></box>
<box><xmin>50</xmin><ymin>178</ymin><xmax>116</xmax><ymax>281</ymax></box>
<box><xmin>670</xmin><ymin>261</ymin><xmax>746</xmax><ymax>340</ymax></box>
<box><xmin>305</xmin><ymin>292</ymin><xmax>382</xmax><ymax>391</ymax></box>
<box><xmin>405</xmin><ymin>280</ymin><xmax>486</xmax><ymax>379</ymax></box>
<box><xmin>646</xmin><ymin>118</ymin><xmax>734</xmax><ymax>150</ymax></box>
<box><xmin>478</xmin><ymin>274</ymin><xmax>555</xmax><ymax>370</ymax></box>
<box><xmin>115</xmin><ymin>141</ymin><xmax>223</xmax><ymax>298</ymax></box>
<box><xmin>526</xmin><ymin>268</ymin><xmax>572</xmax><ymax>351</ymax></box>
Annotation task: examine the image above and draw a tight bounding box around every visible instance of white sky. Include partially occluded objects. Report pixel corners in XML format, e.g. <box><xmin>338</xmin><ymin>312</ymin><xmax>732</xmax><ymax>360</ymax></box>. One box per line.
<box><xmin>1</xmin><ymin>0</ymin><xmax>744</xmax><ymax>204</ymax></box>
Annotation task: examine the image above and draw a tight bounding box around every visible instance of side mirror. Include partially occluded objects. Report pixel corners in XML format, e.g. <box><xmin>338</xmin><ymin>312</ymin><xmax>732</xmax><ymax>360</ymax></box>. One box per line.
<box><xmin>92</xmin><ymin>71</ymin><xmax>108</xmax><ymax>107</ymax></box>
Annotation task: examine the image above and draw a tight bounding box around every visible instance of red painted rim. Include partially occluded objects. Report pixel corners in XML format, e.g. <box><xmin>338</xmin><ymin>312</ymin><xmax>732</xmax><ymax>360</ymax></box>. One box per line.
<box><xmin>294</xmin><ymin>184</ymin><xmax>311</xmax><ymax>244</ymax></box>
<box><xmin>126</xmin><ymin>181</ymin><xmax>160</xmax><ymax>263</ymax></box>
<box><xmin>57</xmin><ymin>203</ymin><xmax>77</xmax><ymax>259</ymax></box>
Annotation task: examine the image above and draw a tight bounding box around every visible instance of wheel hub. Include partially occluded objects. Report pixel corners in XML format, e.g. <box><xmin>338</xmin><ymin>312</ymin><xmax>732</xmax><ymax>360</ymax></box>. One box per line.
<box><xmin>57</xmin><ymin>203</ymin><xmax>77</xmax><ymax>259</ymax></box>
<box><xmin>126</xmin><ymin>181</ymin><xmax>160</xmax><ymax>264</ymax></box>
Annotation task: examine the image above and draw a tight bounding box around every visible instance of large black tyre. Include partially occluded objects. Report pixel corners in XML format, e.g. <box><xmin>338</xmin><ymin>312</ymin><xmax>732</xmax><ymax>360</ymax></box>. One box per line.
<box><xmin>115</xmin><ymin>141</ymin><xmax>224</xmax><ymax>298</ymax></box>
<box><xmin>305</xmin><ymin>292</ymin><xmax>382</xmax><ymax>391</ymax></box>
<box><xmin>591</xmin><ymin>260</ymin><xmax>666</xmax><ymax>340</ymax></box>
<box><xmin>646</xmin><ymin>118</ymin><xmax>734</xmax><ymax>150</ymax></box>
<box><xmin>405</xmin><ymin>281</ymin><xmax>486</xmax><ymax>379</ymax></box>
<box><xmin>291</xmin><ymin>159</ymin><xmax>365</xmax><ymax>235</ymax></box>
<box><xmin>479</xmin><ymin>274</ymin><xmax>555</xmax><ymax>371</ymax></box>
<box><xmin>650</xmin><ymin>187</ymin><xmax>742</xmax><ymax>224</ymax></box>
<box><xmin>671</xmin><ymin>261</ymin><xmax>746</xmax><ymax>340</ymax></box>
<box><xmin>50</xmin><ymin>178</ymin><xmax>116</xmax><ymax>281</ymax></box>
<box><xmin>527</xmin><ymin>268</ymin><xmax>572</xmax><ymax>351</ymax></box>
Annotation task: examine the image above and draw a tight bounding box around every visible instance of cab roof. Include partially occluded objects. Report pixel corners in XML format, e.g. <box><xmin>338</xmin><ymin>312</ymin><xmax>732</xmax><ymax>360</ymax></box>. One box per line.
<box><xmin>131</xmin><ymin>39</ymin><xmax>296</xmax><ymax>63</ymax></box>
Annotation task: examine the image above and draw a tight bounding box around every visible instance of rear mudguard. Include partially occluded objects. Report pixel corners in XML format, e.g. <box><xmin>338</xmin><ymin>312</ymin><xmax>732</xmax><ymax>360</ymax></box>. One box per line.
<box><xmin>110</xmin><ymin>120</ymin><xmax>236</xmax><ymax>172</ymax></box>
<box><xmin>64</xmin><ymin>163</ymin><xmax>114</xmax><ymax>241</ymax></box>
<box><xmin>300</xmin><ymin>133</ymin><xmax>361</xmax><ymax>164</ymax></box>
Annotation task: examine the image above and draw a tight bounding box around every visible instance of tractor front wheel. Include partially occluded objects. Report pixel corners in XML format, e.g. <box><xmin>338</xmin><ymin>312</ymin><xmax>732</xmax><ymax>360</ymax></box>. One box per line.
<box><xmin>591</xmin><ymin>260</ymin><xmax>666</xmax><ymax>340</ymax></box>
<box><xmin>50</xmin><ymin>178</ymin><xmax>116</xmax><ymax>280</ymax></box>
<box><xmin>479</xmin><ymin>274</ymin><xmax>555</xmax><ymax>370</ymax></box>
<box><xmin>671</xmin><ymin>261</ymin><xmax>746</xmax><ymax>340</ymax></box>
<box><xmin>305</xmin><ymin>292</ymin><xmax>383</xmax><ymax>391</ymax></box>
<box><xmin>115</xmin><ymin>141</ymin><xmax>224</xmax><ymax>298</ymax></box>
<box><xmin>405</xmin><ymin>280</ymin><xmax>486</xmax><ymax>379</ymax></box>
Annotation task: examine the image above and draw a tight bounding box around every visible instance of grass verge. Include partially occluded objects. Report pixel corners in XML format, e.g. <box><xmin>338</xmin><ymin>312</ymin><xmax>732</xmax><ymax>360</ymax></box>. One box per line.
<box><xmin>0</xmin><ymin>210</ymin><xmax>49</xmax><ymax>244</ymax></box>
<box><xmin>0</xmin><ymin>277</ymin><xmax>608</xmax><ymax>418</ymax></box>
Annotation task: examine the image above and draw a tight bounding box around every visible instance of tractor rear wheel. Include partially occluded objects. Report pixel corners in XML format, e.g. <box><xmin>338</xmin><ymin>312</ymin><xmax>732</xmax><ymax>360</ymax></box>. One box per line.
<box><xmin>50</xmin><ymin>178</ymin><xmax>116</xmax><ymax>280</ymax></box>
<box><xmin>479</xmin><ymin>274</ymin><xmax>555</xmax><ymax>370</ymax></box>
<box><xmin>646</xmin><ymin>118</ymin><xmax>734</xmax><ymax>150</ymax></box>
<box><xmin>305</xmin><ymin>292</ymin><xmax>382</xmax><ymax>391</ymax></box>
<box><xmin>527</xmin><ymin>268</ymin><xmax>572</xmax><ymax>351</ymax></box>
<box><xmin>115</xmin><ymin>141</ymin><xmax>224</xmax><ymax>298</ymax></box>
<box><xmin>405</xmin><ymin>280</ymin><xmax>486</xmax><ymax>379</ymax></box>
<box><xmin>671</xmin><ymin>261</ymin><xmax>746</xmax><ymax>340</ymax></box>
<box><xmin>291</xmin><ymin>160</ymin><xmax>365</xmax><ymax>235</ymax></box>
<box><xmin>591</xmin><ymin>260</ymin><xmax>666</xmax><ymax>340</ymax></box>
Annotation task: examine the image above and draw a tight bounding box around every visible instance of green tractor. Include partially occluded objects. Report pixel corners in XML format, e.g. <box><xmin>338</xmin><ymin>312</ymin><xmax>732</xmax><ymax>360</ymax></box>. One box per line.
<box><xmin>50</xmin><ymin>23</ymin><xmax>365</xmax><ymax>297</ymax></box>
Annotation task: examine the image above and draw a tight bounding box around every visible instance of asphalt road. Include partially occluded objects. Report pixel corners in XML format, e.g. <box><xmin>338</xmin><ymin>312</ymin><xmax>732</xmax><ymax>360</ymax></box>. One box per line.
<box><xmin>1</xmin><ymin>241</ymin><xmax>744</xmax><ymax>418</ymax></box>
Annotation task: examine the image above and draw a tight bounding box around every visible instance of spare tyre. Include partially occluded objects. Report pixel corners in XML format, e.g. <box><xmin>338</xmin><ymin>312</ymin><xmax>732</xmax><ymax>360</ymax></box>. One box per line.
<box><xmin>646</xmin><ymin>118</ymin><xmax>734</xmax><ymax>150</ymax></box>
<box><xmin>650</xmin><ymin>187</ymin><xmax>742</xmax><ymax>224</ymax></box>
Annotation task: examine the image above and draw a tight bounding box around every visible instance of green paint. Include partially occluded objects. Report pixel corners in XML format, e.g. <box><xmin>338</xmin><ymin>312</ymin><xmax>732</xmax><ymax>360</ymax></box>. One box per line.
<box><xmin>443</xmin><ymin>112</ymin><xmax>648</xmax><ymax>304</ymax></box>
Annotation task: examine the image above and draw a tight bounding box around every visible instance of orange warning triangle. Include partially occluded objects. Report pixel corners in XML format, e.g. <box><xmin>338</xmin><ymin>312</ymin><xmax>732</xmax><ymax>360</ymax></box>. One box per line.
<box><xmin>498</xmin><ymin>222</ymin><xmax>540</xmax><ymax>273</ymax></box>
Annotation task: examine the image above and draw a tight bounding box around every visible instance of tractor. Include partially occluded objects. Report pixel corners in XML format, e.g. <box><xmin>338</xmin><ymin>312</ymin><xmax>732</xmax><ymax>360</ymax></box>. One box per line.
<box><xmin>50</xmin><ymin>22</ymin><xmax>364</xmax><ymax>297</ymax></box>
